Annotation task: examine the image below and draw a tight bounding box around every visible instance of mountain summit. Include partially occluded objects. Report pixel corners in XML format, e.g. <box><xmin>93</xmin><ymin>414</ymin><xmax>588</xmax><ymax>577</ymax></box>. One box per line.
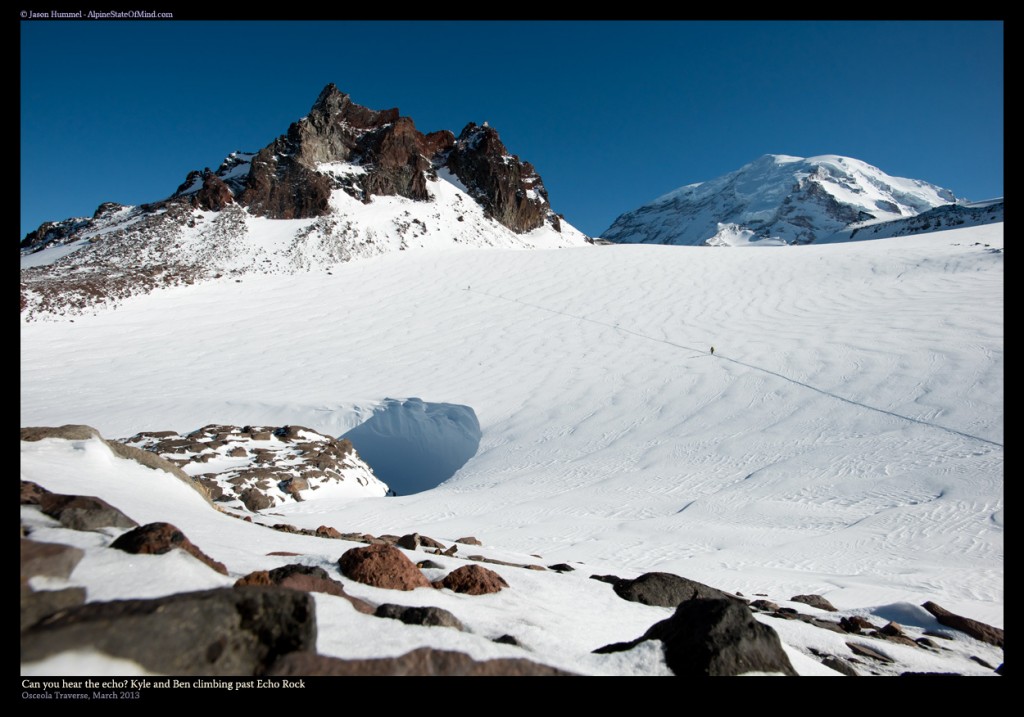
<box><xmin>20</xmin><ymin>84</ymin><xmax>586</xmax><ymax>317</ymax></box>
<box><xmin>602</xmin><ymin>154</ymin><xmax>960</xmax><ymax>246</ymax></box>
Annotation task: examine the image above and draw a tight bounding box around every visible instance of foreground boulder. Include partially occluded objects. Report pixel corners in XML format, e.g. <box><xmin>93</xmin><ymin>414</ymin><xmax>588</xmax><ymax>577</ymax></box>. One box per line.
<box><xmin>269</xmin><ymin>647</ymin><xmax>572</xmax><ymax>676</ymax></box>
<box><xmin>110</xmin><ymin>522</ymin><xmax>228</xmax><ymax>575</ymax></box>
<box><xmin>438</xmin><ymin>565</ymin><xmax>508</xmax><ymax>595</ymax></box>
<box><xmin>20</xmin><ymin>539</ymin><xmax>84</xmax><ymax>580</ymax></box>
<box><xmin>610</xmin><ymin>572</ymin><xmax>740</xmax><ymax>608</ymax></box>
<box><xmin>21</xmin><ymin>585</ymin><xmax>87</xmax><ymax>632</ymax></box>
<box><xmin>338</xmin><ymin>544</ymin><xmax>431</xmax><ymax>591</ymax></box>
<box><xmin>594</xmin><ymin>598</ymin><xmax>797</xmax><ymax>676</ymax></box>
<box><xmin>922</xmin><ymin>601</ymin><xmax>1004</xmax><ymax>648</ymax></box>
<box><xmin>21</xmin><ymin>587</ymin><xmax>317</xmax><ymax>675</ymax></box>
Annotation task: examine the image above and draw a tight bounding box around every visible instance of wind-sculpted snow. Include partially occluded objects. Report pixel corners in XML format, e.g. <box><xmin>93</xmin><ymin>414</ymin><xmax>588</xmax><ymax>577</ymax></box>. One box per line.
<box><xmin>21</xmin><ymin>224</ymin><xmax>1003</xmax><ymax>631</ymax></box>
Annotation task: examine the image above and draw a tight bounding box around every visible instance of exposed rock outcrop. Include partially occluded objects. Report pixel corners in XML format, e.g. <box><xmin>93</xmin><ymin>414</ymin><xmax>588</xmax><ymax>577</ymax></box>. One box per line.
<box><xmin>922</xmin><ymin>601</ymin><xmax>1004</xmax><ymax>648</ymax></box>
<box><xmin>268</xmin><ymin>647</ymin><xmax>572</xmax><ymax>676</ymax></box>
<box><xmin>121</xmin><ymin>423</ymin><xmax>387</xmax><ymax>512</ymax></box>
<box><xmin>446</xmin><ymin>123</ymin><xmax>552</xmax><ymax>233</ymax></box>
<box><xmin>21</xmin><ymin>587</ymin><xmax>317</xmax><ymax>675</ymax></box>
<box><xmin>374</xmin><ymin>604</ymin><xmax>465</xmax><ymax>631</ymax></box>
<box><xmin>594</xmin><ymin>597</ymin><xmax>797</xmax><ymax>676</ymax></box>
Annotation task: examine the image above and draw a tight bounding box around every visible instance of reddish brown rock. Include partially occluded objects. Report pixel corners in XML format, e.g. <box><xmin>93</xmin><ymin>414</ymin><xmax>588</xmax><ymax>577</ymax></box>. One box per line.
<box><xmin>791</xmin><ymin>594</ymin><xmax>838</xmax><ymax>612</ymax></box>
<box><xmin>922</xmin><ymin>601</ymin><xmax>1004</xmax><ymax>648</ymax></box>
<box><xmin>439</xmin><ymin>565</ymin><xmax>509</xmax><ymax>595</ymax></box>
<box><xmin>338</xmin><ymin>544</ymin><xmax>431</xmax><ymax>591</ymax></box>
<box><xmin>446</xmin><ymin>123</ymin><xmax>553</xmax><ymax>233</ymax></box>
<box><xmin>268</xmin><ymin>647</ymin><xmax>572</xmax><ymax>676</ymax></box>
<box><xmin>21</xmin><ymin>425</ymin><xmax>101</xmax><ymax>442</ymax></box>
<box><xmin>594</xmin><ymin>598</ymin><xmax>797</xmax><ymax>676</ymax></box>
<box><xmin>315</xmin><ymin>526</ymin><xmax>343</xmax><ymax>539</ymax></box>
<box><xmin>191</xmin><ymin>173</ymin><xmax>234</xmax><ymax>211</ymax></box>
<box><xmin>418</xmin><ymin>535</ymin><xmax>447</xmax><ymax>550</ymax></box>
<box><xmin>22</xmin><ymin>585</ymin><xmax>87</xmax><ymax>631</ymax></box>
<box><xmin>840</xmin><ymin>616</ymin><xmax>876</xmax><ymax>634</ymax></box>
<box><xmin>239</xmin><ymin>487</ymin><xmax>272</xmax><ymax>512</ymax></box>
<box><xmin>110</xmin><ymin>522</ymin><xmax>228</xmax><ymax>575</ymax></box>
<box><xmin>455</xmin><ymin>536</ymin><xmax>483</xmax><ymax>546</ymax></box>
<box><xmin>234</xmin><ymin>570</ymin><xmax>274</xmax><ymax>586</ymax></box>
<box><xmin>846</xmin><ymin>642</ymin><xmax>894</xmax><ymax>663</ymax></box>
<box><xmin>20</xmin><ymin>480</ymin><xmax>51</xmax><ymax>505</ymax></box>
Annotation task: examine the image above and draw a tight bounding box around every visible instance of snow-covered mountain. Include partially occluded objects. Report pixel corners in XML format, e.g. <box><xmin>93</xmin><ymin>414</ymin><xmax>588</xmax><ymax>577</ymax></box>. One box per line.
<box><xmin>19</xmin><ymin>84</ymin><xmax>587</xmax><ymax>319</ymax></box>
<box><xmin>603</xmin><ymin>154</ymin><xmax>969</xmax><ymax>246</ymax></box>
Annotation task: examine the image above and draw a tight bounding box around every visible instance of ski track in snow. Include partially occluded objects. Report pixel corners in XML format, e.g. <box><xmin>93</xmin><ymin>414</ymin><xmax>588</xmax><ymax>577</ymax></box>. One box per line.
<box><xmin>21</xmin><ymin>224</ymin><xmax>1003</xmax><ymax>624</ymax></box>
<box><xmin>463</xmin><ymin>287</ymin><xmax>1002</xmax><ymax>449</ymax></box>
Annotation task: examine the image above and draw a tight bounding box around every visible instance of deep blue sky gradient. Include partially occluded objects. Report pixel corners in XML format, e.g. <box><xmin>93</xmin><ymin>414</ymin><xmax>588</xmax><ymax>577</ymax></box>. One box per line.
<box><xmin>21</xmin><ymin>20</ymin><xmax>1003</xmax><ymax>238</ymax></box>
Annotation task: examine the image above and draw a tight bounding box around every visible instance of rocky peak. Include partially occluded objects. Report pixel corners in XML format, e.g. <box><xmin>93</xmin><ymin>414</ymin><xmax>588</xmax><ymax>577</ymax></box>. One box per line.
<box><xmin>21</xmin><ymin>84</ymin><xmax>575</xmax><ymax>266</ymax></box>
<box><xmin>445</xmin><ymin>122</ymin><xmax>553</xmax><ymax>234</ymax></box>
<box><xmin>236</xmin><ymin>87</ymin><xmax>559</xmax><ymax>232</ymax></box>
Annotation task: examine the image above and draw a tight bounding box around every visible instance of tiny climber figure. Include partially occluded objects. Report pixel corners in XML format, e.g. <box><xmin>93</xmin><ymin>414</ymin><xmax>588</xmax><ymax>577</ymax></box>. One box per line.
<box><xmin>710</xmin><ymin>346</ymin><xmax>715</xmax><ymax>355</ymax></box>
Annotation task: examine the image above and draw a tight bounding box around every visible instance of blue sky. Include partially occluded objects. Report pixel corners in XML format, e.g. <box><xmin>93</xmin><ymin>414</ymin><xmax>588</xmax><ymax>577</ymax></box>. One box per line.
<box><xmin>21</xmin><ymin>20</ymin><xmax>1003</xmax><ymax>238</ymax></box>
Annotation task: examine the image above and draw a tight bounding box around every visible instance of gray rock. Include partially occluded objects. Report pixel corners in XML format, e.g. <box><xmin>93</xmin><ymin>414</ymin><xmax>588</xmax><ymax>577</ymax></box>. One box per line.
<box><xmin>21</xmin><ymin>539</ymin><xmax>84</xmax><ymax>580</ymax></box>
<box><xmin>846</xmin><ymin>642</ymin><xmax>894</xmax><ymax>663</ymax></box>
<box><xmin>21</xmin><ymin>587</ymin><xmax>316</xmax><ymax>675</ymax></box>
<box><xmin>21</xmin><ymin>585</ymin><xmax>87</xmax><ymax>631</ymax></box>
<box><xmin>21</xmin><ymin>425</ymin><xmax>101</xmax><ymax>442</ymax></box>
<box><xmin>922</xmin><ymin>601</ymin><xmax>1004</xmax><ymax>648</ymax></box>
<box><xmin>611</xmin><ymin>572</ymin><xmax>740</xmax><ymax>608</ymax></box>
<box><xmin>822</xmin><ymin>655</ymin><xmax>860</xmax><ymax>676</ymax></box>
<box><xmin>374</xmin><ymin>604</ymin><xmax>465</xmax><ymax>631</ymax></box>
<box><xmin>39</xmin><ymin>493</ymin><xmax>138</xmax><ymax>531</ymax></box>
<box><xmin>594</xmin><ymin>598</ymin><xmax>797</xmax><ymax>676</ymax></box>
<box><xmin>791</xmin><ymin>594</ymin><xmax>838</xmax><ymax>612</ymax></box>
<box><xmin>268</xmin><ymin>647</ymin><xmax>573</xmax><ymax>676</ymax></box>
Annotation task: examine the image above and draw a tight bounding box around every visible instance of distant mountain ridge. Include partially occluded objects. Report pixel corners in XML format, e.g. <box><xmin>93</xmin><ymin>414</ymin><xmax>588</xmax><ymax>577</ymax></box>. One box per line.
<box><xmin>20</xmin><ymin>84</ymin><xmax>587</xmax><ymax>318</ymax></box>
<box><xmin>601</xmin><ymin>154</ymin><xmax>997</xmax><ymax>247</ymax></box>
